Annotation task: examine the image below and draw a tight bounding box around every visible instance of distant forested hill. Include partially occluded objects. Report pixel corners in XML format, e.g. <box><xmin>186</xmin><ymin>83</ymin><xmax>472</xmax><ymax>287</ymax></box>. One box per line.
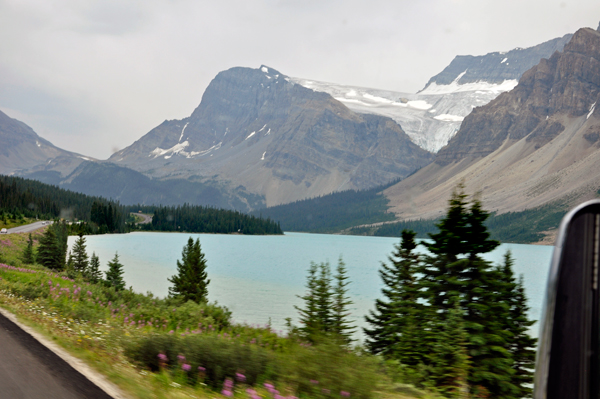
<box><xmin>349</xmin><ymin>202</ymin><xmax>568</xmax><ymax>244</ymax></box>
<box><xmin>252</xmin><ymin>180</ymin><xmax>400</xmax><ymax>233</ymax></box>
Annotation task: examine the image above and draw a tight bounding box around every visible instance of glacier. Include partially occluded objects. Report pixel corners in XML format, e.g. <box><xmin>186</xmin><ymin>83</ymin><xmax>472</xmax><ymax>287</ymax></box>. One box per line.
<box><xmin>292</xmin><ymin>77</ymin><xmax>518</xmax><ymax>153</ymax></box>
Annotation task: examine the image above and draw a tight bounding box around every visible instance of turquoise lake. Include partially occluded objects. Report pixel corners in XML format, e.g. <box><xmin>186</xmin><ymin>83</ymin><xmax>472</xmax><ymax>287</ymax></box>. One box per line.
<box><xmin>68</xmin><ymin>232</ymin><xmax>554</xmax><ymax>340</ymax></box>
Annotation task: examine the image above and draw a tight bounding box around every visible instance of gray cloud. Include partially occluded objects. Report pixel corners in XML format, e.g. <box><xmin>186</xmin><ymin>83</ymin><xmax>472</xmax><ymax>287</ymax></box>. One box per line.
<box><xmin>0</xmin><ymin>0</ymin><xmax>598</xmax><ymax>159</ymax></box>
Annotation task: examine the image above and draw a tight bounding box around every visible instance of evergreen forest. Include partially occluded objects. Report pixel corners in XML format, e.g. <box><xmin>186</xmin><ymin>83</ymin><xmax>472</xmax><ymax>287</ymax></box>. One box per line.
<box><xmin>134</xmin><ymin>204</ymin><xmax>282</xmax><ymax>235</ymax></box>
<box><xmin>253</xmin><ymin>179</ymin><xmax>398</xmax><ymax>233</ymax></box>
<box><xmin>0</xmin><ymin>174</ymin><xmax>129</xmax><ymax>233</ymax></box>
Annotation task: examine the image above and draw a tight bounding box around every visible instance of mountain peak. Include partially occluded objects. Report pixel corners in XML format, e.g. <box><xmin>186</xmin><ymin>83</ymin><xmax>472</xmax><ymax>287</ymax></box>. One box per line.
<box><xmin>420</xmin><ymin>33</ymin><xmax>572</xmax><ymax>91</ymax></box>
<box><xmin>434</xmin><ymin>26</ymin><xmax>600</xmax><ymax>165</ymax></box>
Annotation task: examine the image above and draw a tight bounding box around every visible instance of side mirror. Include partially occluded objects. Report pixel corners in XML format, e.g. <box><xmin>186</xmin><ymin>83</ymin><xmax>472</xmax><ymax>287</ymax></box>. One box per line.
<box><xmin>534</xmin><ymin>200</ymin><xmax>600</xmax><ymax>398</ymax></box>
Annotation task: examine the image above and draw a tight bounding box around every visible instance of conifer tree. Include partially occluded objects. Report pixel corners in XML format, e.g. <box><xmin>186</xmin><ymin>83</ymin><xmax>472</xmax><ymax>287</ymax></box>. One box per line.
<box><xmin>66</xmin><ymin>250</ymin><xmax>77</xmax><ymax>279</ymax></box>
<box><xmin>428</xmin><ymin>298</ymin><xmax>470</xmax><ymax>398</ymax></box>
<box><xmin>22</xmin><ymin>233</ymin><xmax>35</xmax><ymax>264</ymax></box>
<box><xmin>331</xmin><ymin>257</ymin><xmax>355</xmax><ymax>345</ymax></box>
<box><xmin>105</xmin><ymin>252</ymin><xmax>126</xmax><ymax>291</ymax></box>
<box><xmin>424</xmin><ymin>183</ymin><xmax>471</xmax><ymax>262</ymax></box>
<box><xmin>364</xmin><ymin>229</ymin><xmax>423</xmax><ymax>363</ymax></box>
<box><xmin>315</xmin><ymin>261</ymin><xmax>333</xmax><ymax>332</ymax></box>
<box><xmin>87</xmin><ymin>252</ymin><xmax>103</xmax><ymax>284</ymax></box>
<box><xmin>421</xmin><ymin>187</ymin><xmax>519</xmax><ymax>398</ymax></box>
<box><xmin>465</xmin><ymin>258</ymin><xmax>517</xmax><ymax>398</ymax></box>
<box><xmin>168</xmin><ymin>237</ymin><xmax>210</xmax><ymax>303</ymax></box>
<box><xmin>37</xmin><ymin>225</ymin><xmax>64</xmax><ymax>269</ymax></box>
<box><xmin>295</xmin><ymin>262</ymin><xmax>320</xmax><ymax>341</ymax></box>
<box><xmin>296</xmin><ymin>260</ymin><xmax>356</xmax><ymax>344</ymax></box>
<box><xmin>498</xmin><ymin>253</ymin><xmax>537</xmax><ymax>398</ymax></box>
<box><xmin>71</xmin><ymin>232</ymin><xmax>89</xmax><ymax>274</ymax></box>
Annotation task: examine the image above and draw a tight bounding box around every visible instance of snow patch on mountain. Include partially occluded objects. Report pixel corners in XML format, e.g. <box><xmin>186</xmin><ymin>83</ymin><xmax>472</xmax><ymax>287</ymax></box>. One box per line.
<box><xmin>150</xmin><ymin>141</ymin><xmax>223</xmax><ymax>159</ymax></box>
<box><xmin>179</xmin><ymin>122</ymin><xmax>189</xmax><ymax>142</ymax></box>
<box><xmin>434</xmin><ymin>114</ymin><xmax>464</xmax><ymax>122</ymax></box>
<box><xmin>419</xmin><ymin>78</ymin><xmax>518</xmax><ymax>95</ymax></box>
<box><xmin>150</xmin><ymin>141</ymin><xmax>190</xmax><ymax>158</ymax></box>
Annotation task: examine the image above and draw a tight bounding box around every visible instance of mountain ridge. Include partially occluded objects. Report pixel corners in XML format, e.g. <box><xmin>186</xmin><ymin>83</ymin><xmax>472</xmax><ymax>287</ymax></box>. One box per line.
<box><xmin>383</xmin><ymin>27</ymin><xmax>600</xmax><ymax>229</ymax></box>
<box><xmin>109</xmin><ymin>65</ymin><xmax>434</xmax><ymax>207</ymax></box>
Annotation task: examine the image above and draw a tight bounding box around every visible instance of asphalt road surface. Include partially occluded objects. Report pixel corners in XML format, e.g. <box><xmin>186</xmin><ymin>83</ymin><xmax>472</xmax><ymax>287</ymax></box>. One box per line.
<box><xmin>0</xmin><ymin>311</ymin><xmax>113</xmax><ymax>399</ymax></box>
<box><xmin>3</xmin><ymin>221</ymin><xmax>52</xmax><ymax>235</ymax></box>
<box><xmin>131</xmin><ymin>213</ymin><xmax>152</xmax><ymax>224</ymax></box>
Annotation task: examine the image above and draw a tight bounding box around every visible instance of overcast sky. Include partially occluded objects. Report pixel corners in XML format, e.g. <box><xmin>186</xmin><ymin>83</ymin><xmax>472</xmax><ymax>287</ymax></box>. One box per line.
<box><xmin>1</xmin><ymin>0</ymin><xmax>599</xmax><ymax>159</ymax></box>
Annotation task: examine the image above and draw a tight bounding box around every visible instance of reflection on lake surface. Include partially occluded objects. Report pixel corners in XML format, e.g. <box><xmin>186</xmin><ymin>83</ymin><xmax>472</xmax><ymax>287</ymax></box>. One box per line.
<box><xmin>69</xmin><ymin>232</ymin><xmax>553</xmax><ymax>339</ymax></box>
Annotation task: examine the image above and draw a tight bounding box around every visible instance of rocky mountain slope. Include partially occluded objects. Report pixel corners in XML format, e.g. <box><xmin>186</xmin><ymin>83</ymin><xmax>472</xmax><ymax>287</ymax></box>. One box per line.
<box><xmin>0</xmin><ymin>109</ymin><xmax>87</xmax><ymax>177</ymax></box>
<box><xmin>110</xmin><ymin>66</ymin><xmax>433</xmax><ymax>206</ymax></box>
<box><xmin>294</xmin><ymin>34</ymin><xmax>572</xmax><ymax>153</ymax></box>
<box><xmin>383</xmin><ymin>27</ymin><xmax>600</xmax><ymax>225</ymax></box>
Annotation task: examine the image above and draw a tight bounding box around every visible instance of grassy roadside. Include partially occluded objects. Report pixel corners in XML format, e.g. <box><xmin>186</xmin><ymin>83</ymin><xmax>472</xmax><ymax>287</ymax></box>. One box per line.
<box><xmin>0</xmin><ymin>231</ymin><xmax>437</xmax><ymax>399</ymax></box>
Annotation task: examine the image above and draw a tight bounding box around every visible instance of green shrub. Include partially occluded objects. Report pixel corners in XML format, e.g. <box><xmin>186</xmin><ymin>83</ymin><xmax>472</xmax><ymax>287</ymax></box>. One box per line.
<box><xmin>124</xmin><ymin>333</ymin><xmax>275</xmax><ymax>388</ymax></box>
<box><xmin>278</xmin><ymin>340</ymin><xmax>380</xmax><ymax>399</ymax></box>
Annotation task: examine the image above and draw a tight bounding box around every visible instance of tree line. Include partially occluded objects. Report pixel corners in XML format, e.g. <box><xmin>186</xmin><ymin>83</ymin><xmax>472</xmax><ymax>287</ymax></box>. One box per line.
<box><xmin>24</xmin><ymin>221</ymin><xmax>122</xmax><ymax>289</ymax></box>
<box><xmin>138</xmin><ymin>204</ymin><xmax>282</xmax><ymax>235</ymax></box>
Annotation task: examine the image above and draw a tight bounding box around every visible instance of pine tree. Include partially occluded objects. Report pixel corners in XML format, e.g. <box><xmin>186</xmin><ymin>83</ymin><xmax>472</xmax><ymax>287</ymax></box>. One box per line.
<box><xmin>498</xmin><ymin>253</ymin><xmax>537</xmax><ymax>398</ymax></box>
<box><xmin>296</xmin><ymin>260</ymin><xmax>356</xmax><ymax>343</ymax></box>
<box><xmin>331</xmin><ymin>257</ymin><xmax>355</xmax><ymax>345</ymax></box>
<box><xmin>105</xmin><ymin>252</ymin><xmax>126</xmax><ymax>291</ymax></box>
<box><xmin>315</xmin><ymin>261</ymin><xmax>333</xmax><ymax>333</ymax></box>
<box><xmin>428</xmin><ymin>298</ymin><xmax>470</xmax><ymax>398</ymax></box>
<box><xmin>424</xmin><ymin>183</ymin><xmax>471</xmax><ymax>262</ymax></box>
<box><xmin>168</xmin><ymin>237</ymin><xmax>210</xmax><ymax>303</ymax></box>
<box><xmin>71</xmin><ymin>232</ymin><xmax>89</xmax><ymax>274</ymax></box>
<box><xmin>53</xmin><ymin>221</ymin><xmax>69</xmax><ymax>267</ymax></box>
<box><xmin>465</xmin><ymin>258</ymin><xmax>517</xmax><ymax>398</ymax></box>
<box><xmin>364</xmin><ymin>229</ymin><xmax>423</xmax><ymax>363</ymax></box>
<box><xmin>37</xmin><ymin>225</ymin><xmax>64</xmax><ymax>269</ymax></box>
<box><xmin>466</xmin><ymin>196</ymin><xmax>500</xmax><ymax>258</ymax></box>
<box><xmin>296</xmin><ymin>262</ymin><xmax>321</xmax><ymax>341</ymax></box>
<box><xmin>87</xmin><ymin>252</ymin><xmax>103</xmax><ymax>284</ymax></box>
<box><xmin>416</xmin><ymin>186</ymin><xmax>521</xmax><ymax>397</ymax></box>
<box><xmin>22</xmin><ymin>233</ymin><xmax>35</xmax><ymax>264</ymax></box>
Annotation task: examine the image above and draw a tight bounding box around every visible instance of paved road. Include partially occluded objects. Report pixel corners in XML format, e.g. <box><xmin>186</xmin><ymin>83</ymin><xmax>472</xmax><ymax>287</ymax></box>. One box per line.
<box><xmin>3</xmin><ymin>221</ymin><xmax>52</xmax><ymax>235</ymax></box>
<box><xmin>131</xmin><ymin>213</ymin><xmax>152</xmax><ymax>224</ymax></box>
<box><xmin>0</xmin><ymin>311</ymin><xmax>113</xmax><ymax>399</ymax></box>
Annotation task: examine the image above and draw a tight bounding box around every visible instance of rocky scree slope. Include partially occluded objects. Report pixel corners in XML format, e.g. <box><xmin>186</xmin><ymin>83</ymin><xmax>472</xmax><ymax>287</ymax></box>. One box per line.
<box><xmin>384</xmin><ymin>27</ymin><xmax>600</xmax><ymax>223</ymax></box>
<box><xmin>110</xmin><ymin>66</ymin><xmax>433</xmax><ymax>206</ymax></box>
